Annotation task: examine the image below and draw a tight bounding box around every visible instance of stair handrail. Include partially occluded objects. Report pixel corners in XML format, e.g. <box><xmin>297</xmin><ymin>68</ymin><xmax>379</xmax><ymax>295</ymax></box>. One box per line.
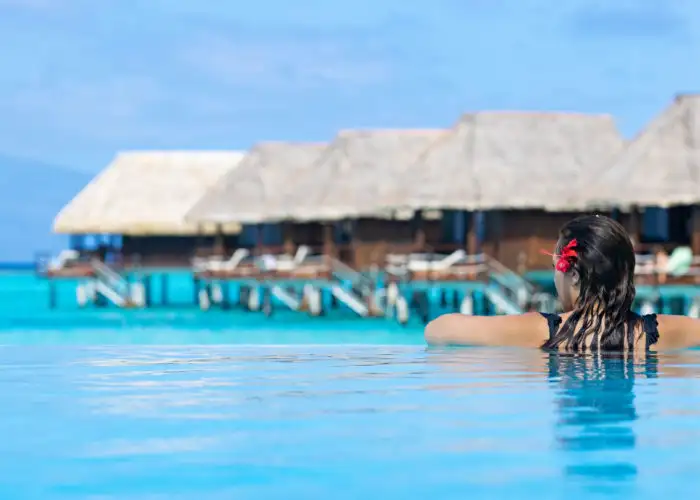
<box><xmin>330</xmin><ymin>284</ymin><xmax>370</xmax><ymax>316</ymax></box>
<box><xmin>483</xmin><ymin>255</ymin><xmax>559</xmax><ymax>310</ymax></box>
<box><xmin>94</xmin><ymin>280</ymin><xmax>126</xmax><ymax>307</ymax></box>
<box><xmin>91</xmin><ymin>259</ymin><xmax>122</xmax><ymax>284</ymax></box>
<box><xmin>328</xmin><ymin>257</ymin><xmax>374</xmax><ymax>295</ymax></box>
<box><xmin>91</xmin><ymin>259</ymin><xmax>129</xmax><ymax>297</ymax></box>
<box><xmin>483</xmin><ymin>255</ymin><xmax>535</xmax><ymax>292</ymax></box>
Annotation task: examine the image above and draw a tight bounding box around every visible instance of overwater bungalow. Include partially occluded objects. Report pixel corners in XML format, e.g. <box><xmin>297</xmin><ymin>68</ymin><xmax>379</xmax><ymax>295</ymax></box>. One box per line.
<box><xmin>569</xmin><ymin>94</ymin><xmax>700</xmax><ymax>285</ymax></box>
<box><xmin>45</xmin><ymin>97</ymin><xmax>700</xmax><ymax>316</ymax></box>
<box><xmin>187</xmin><ymin>130</ymin><xmax>448</xmax><ymax>273</ymax></box>
<box><xmin>187</xmin><ymin>130</ymin><xmax>492</xmax><ymax>318</ymax></box>
<box><xmin>380</xmin><ymin>111</ymin><xmax>625</xmax><ymax>272</ymax></box>
<box><xmin>47</xmin><ymin>150</ymin><xmax>245</xmax><ymax>275</ymax></box>
<box><xmin>274</xmin><ymin>129</ymin><xmax>447</xmax><ymax>269</ymax></box>
<box><xmin>185</xmin><ymin>141</ymin><xmax>329</xmax><ymax>278</ymax></box>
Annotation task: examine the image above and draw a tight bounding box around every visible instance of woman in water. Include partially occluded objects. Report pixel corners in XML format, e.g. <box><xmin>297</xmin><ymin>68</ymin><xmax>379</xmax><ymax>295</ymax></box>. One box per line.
<box><xmin>425</xmin><ymin>214</ymin><xmax>700</xmax><ymax>351</ymax></box>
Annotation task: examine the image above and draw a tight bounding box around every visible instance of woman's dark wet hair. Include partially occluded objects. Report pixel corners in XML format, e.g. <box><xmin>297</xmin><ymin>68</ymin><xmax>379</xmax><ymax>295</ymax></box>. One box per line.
<box><xmin>542</xmin><ymin>215</ymin><xmax>637</xmax><ymax>352</ymax></box>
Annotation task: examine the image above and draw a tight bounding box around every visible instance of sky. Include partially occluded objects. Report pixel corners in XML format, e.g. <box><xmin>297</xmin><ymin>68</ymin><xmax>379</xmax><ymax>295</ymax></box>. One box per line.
<box><xmin>1</xmin><ymin>0</ymin><xmax>700</xmax><ymax>260</ymax></box>
<box><xmin>1</xmin><ymin>0</ymin><xmax>699</xmax><ymax>174</ymax></box>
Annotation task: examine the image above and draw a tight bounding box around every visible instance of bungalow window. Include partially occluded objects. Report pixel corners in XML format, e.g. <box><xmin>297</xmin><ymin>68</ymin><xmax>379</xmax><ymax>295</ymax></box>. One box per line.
<box><xmin>440</xmin><ymin>210</ymin><xmax>467</xmax><ymax>245</ymax></box>
<box><xmin>641</xmin><ymin>207</ymin><xmax>669</xmax><ymax>242</ymax></box>
<box><xmin>669</xmin><ymin>206</ymin><xmax>692</xmax><ymax>245</ymax></box>
<box><xmin>260</xmin><ymin>223</ymin><xmax>282</xmax><ymax>246</ymax></box>
<box><xmin>237</xmin><ymin>225</ymin><xmax>258</xmax><ymax>247</ymax></box>
<box><xmin>639</xmin><ymin>206</ymin><xmax>692</xmax><ymax>245</ymax></box>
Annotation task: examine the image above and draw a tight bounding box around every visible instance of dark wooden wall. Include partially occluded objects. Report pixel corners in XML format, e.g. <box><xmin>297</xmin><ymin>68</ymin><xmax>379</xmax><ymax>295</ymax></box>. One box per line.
<box><xmin>120</xmin><ymin>235</ymin><xmax>239</xmax><ymax>266</ymax></box>
<box><xmin>99</xmin><ymin>206</ymin><xmax>700</xmax><ymax>271</ymax></box>
<box><xmin>480</xmin><ymin>210</ymin><xmax>581</xmax><ymax>271</ymax></box>
<box><xmin>481</xmin><ymin>207</ymin><xmax>699</xmax><ymax>271</ymax></box>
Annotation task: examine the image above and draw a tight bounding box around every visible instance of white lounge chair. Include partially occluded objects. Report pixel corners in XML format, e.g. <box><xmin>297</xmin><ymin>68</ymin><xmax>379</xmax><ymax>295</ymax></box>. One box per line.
<box><xmin>666</xmin><ymin>247</ymin><xmax>693</xmax><ymax>276</ymax></box>
<box><xmin>48</xmin><ymin>249</ymin><xmax>80</xmax><ymax>271</ymax></box>
<box><xmin>635</xmin><ymin>248</ymin><xmax>695</xmax><ymax>277</ymax></box>
<box><xmin>194</xmin><ymin>248</ymin><xmax>250</xmax><ymax>272</ymax></box>
<box><xmin>635</xmin><ymin>254</ymin><xmax>656</xmax><ymax>275</ymax></box>
<box><xmin>407</xmin><ymin>249</ymin><xmax>467</xmax><ymax>272</ymax></box>
<box><xmin>385</xmin><ymin>253</ymin><xmax>410</xmax><ymax>276</ymax></box>
<box><xmin>258</xmin><ymin>245</ymin><xmax>311</xmax><ymax>272</ymax></box>
<box><xmin>259</xmin><ymin>254</ymin><xmax>278</xmax><ymax>271</ymax></box>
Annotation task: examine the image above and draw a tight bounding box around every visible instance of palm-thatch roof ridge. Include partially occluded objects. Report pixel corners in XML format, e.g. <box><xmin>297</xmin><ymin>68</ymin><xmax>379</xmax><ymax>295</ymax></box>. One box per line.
<box><xmin>56</xmin><ymin>95</ymin><xmax>698</xmax><ymax>235</ymax></box>
<box><xmin>381</xmin><ymin>111</ymin><xmax>624</xmax><ymax>213</ymax></box>
<box><xmin>380</xmin><ymin>119</ymin><xmax>481</xmax><ymax>212</ymax></box>
<box><xmin>574</xmin><ymin>94</ymin><xmax>700</xmax><ymax>210</ymax></box>
<box><xmin>53</xmin><ymin>151</ymin><xmax>245</xmax><ymax>235</ymax></box>
<box><xmin>186</xmin><ymin>141</ymin><xmax>327</xmax><ymax>224</ymax></box>
<box><xmin>279</xmin><ymin>128</ymin><xmax>445</xmax><ymax>222</ymax></box>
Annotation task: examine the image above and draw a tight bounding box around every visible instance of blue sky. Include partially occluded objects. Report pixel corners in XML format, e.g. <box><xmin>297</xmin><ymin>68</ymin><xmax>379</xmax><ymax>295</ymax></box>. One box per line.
<box><xmin>0</xmin><ymin>0</ymin><xmax>699</xmax><ymax>174</ymax></box>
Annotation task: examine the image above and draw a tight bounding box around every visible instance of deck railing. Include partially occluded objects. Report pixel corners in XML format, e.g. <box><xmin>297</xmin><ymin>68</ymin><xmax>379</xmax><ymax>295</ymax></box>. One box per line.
<box><xmin>91</xmin><ymin>259</ymin><xmax>131</xmax><ymax>298</ymax></box>
<box><xmin>634</xmin><ymin>251</ymin><xmax>700</xmax><ymax>285</ymax></box>
<box><xmin>327</xmin><ymin>257</ymin><xmax>375</xmax><ymax>296</ymax></box>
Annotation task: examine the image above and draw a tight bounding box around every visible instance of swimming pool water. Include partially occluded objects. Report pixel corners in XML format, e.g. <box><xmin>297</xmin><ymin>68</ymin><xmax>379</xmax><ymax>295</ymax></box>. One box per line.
<box><xmin>3</xmin><ymin>346</ymin><xmax>700</xmax><ymax>498</ymax></box>
<box><xmin>2</xmin><ymin>272</ymin><xmax>700</xmax><ymax>498</ymax></box>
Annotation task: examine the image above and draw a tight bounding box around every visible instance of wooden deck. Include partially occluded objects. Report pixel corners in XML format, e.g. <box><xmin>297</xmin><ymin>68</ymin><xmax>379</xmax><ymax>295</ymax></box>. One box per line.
<box><xmin>38</xmin><ymin>245</ymin><xmax>700</xmax><ymax>293</ymax></box>
<box><xmin>40</xmin><ymin>262</ymin><xmax>193</xmax><ymax>279</ymax></box>
<box><xmin>43</xmin><ymin>263</ymin><xmax>95</xmax><ymax>278</ymax></box>
<box><xmin>196</xmin><ymin>264</ymin><xmax>333</xmax><ymax>281</ymax></box>
<box><xmin>403</xmin><ymin>267</ymin><xmax>487</xmax><ymax>282</ymax></box>
<box><xmin>635</xmin><ymin>274</ymin><xmax>700</xmax><ymax>286</ymax></box>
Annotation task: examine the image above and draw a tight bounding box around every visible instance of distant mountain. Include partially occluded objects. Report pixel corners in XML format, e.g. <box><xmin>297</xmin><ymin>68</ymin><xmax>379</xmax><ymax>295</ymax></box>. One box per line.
<box><xmin>0</xmin><ymin>154</ymin><xmax>90</xmax><ymax>263</ymax></box>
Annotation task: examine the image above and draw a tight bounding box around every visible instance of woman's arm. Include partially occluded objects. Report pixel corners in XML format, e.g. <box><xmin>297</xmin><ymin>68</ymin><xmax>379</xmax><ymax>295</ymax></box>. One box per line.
<box><xmin>656</xmin><ymin>315</ymin><xmax>700</xmax><ymax>349</ymax></box>
<box><xmin>424</xmin><ymin>312</ymin><xmax>550</xmax><ymax>347</ymax></box>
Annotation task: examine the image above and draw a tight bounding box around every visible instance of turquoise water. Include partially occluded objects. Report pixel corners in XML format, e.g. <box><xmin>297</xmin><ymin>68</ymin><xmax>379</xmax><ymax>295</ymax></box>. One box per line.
<box><xmin>3</xmin><ymin>272</ymin><xmax>700</xmax><ymax>498</ymax></box>
<box><xmin>0</xmin><ymin>272</ymin><xmax>426</xmax><ymax>344</ymax></box>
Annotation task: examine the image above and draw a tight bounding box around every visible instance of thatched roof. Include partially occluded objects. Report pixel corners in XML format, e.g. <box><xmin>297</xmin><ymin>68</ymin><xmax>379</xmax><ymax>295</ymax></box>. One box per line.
<box><xmin>185</xmin><ymin>142</ymin><xmax>327</xmax><ymax>224</ymax></box>
<box><xmin>381</xmin><ymin>111</ymin><xmax>624</xmax><ymax>212</ymax></box>
<box><xmin>280</xmin><ymin>129</ymin><xmax>444</xmax><ymax>221</ymax></box>
<box><xmin>575</xmin><ymin>94</ymin><xmax>700</xmax><ymax>210</ymax></box>
<box><xmin>53</xmin><ymin>151</ymin><xmax>245</xmax><ymax>235</ymax></box>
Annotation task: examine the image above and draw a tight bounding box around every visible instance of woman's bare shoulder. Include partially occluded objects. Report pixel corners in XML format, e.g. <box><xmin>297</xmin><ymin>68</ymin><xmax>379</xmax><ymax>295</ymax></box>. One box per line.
<box><xmin>424</xmin><ymin>312</ymin><xmax>551</xmax><ymax>347</ymax></box>
<box><xmin>655</xmin><ymin>314</ymin><xmax>700</xmax><ymax>349</ymax></box>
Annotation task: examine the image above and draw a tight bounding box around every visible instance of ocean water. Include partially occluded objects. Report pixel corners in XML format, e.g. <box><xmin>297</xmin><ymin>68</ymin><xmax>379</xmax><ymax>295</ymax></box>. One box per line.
<box><xmin>2</xmin><ymin>272</ymin><xmax>700</xmax><ymax>499</ymax></box>
<box><xmin>0</xmin><ymin>272</ymin><xmax>426</xmax><ymax>344</ymax></box>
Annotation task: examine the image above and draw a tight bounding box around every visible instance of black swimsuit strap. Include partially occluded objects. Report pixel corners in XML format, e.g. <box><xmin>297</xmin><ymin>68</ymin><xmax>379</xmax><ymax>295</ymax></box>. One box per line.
<box><xmin>539</xmin><ymin>312</ymin><xmax>562</xmax><ymax>340</ymax></box>
<box><xmin>641</xmin><ymin>313</ymin><xmax>659</xmax><ymax>349</ymax></box>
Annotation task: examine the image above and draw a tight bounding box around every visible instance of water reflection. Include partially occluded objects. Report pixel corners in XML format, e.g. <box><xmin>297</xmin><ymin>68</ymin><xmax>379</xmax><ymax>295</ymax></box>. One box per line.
<box><xmin>547</xmin><ymin>352</ymin><xmax>658</xmax><ymax>483</ymax></box>
<box><xmin>6</xmin><ymin>344</ymin><xmax>700</xmax><ymax>497</ymax></box>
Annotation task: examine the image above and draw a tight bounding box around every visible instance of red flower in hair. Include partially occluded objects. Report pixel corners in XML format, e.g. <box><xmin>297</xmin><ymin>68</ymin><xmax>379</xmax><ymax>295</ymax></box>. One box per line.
<box><xmin>555</xmin><ymin>239</ymin><xmax>578</xmax><ymax>273</ymax></box>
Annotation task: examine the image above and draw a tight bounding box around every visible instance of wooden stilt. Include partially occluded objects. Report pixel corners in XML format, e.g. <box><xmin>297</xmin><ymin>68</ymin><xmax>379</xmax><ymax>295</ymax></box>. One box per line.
<box><xmin>415</xmin><ymin>291</ymin><xmax>430</xmax><ymax>324</ymax></box>
<box><xmin>49</xmin><ymin>281</ymin><xmax>57</xmax><ymax>309</ymax></box>
<box><xmin>240</xmin><ymin>286</ymin><xmax>250</xmax><ymax>311</ymax></box>
<box><xmin>222</xmin><ymin>281</ymin><xmax>231</xmax><ymax>310</ymax></box>
<box><xmin>262</xmin><ymin>287</ymin><xmax>273</xmax><ymax>317</ymax></box>
<box><xmin>144</xmin><ymin>275</ymin><xmax>152</xmax><ymax>307</ymax></box>
<box><xmin>160</xmin><ymin>274</ymin><xmax>167</xmax><ymax>306</ymax></box>
<box><xmin>193</xmin><ymin>277</ymin><xmax>200</xmax><ymax>306</ymax></box>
